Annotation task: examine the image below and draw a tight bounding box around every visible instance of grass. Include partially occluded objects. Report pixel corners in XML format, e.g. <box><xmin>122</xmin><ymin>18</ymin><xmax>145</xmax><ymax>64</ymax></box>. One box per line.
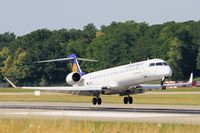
<box><xmin>0</xmin><ymin>87</ymin><xmax>200</xmax><ymax>105</ymax></box>
<box><xmin>0</xmin><ymin>88</ymin><xmax>34</xmax><ymax>93</ymax></box>
<box><xmin>194</xmin><ymin>77</ymin><xmax>200</xmax><ymax>80</ymax></box>
<box><xmin>0</xmin><ymin>118</ymin><xmax>200</xmax><ymax>133</ymax></box>
<box><xmin>134</xmin><ymin>94</ymin><xmax>200</xmax><ymax>105</ymax></box>
<box><xmin>0</xmin><ymin>93</ymin><xmax>199</xmax><ymax>105</ymax></box>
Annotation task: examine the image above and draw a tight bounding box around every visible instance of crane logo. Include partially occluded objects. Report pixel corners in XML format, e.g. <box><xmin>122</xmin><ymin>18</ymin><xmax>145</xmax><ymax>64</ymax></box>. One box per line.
<box><xmin>72</xmin><ymin>63</ymin><xmax>78</xmax><ymax>72</ymax></box>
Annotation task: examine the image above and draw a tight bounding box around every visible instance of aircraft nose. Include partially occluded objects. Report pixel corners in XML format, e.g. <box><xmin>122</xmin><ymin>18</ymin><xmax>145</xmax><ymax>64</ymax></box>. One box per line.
<box><xmin>169</xmin><ymin>67</ymin><xmax>172</xmax><ymax>76</ymax></box>
<box><xmin>164</xmin><ymin>66</ymin><xmax>172</xmax><ymax>77</ymax></box>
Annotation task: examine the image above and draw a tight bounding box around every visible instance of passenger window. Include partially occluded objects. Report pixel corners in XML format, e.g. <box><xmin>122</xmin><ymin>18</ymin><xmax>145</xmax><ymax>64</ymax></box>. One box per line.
<box><xmin>156</xmin><ymin>62</ymin><xmax>163</xmax><ymax>66</ymax></box>
<box><xmin>149</xmin><ymin>63</ymin><xmax>155</xmax><ymax>66</ymax></box>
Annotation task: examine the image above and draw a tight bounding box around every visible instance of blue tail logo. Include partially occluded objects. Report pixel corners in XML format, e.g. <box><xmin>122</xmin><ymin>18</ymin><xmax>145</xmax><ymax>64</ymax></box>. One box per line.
<box><xmin>68</xmin><ymin>54</ymin><xmax>85</xmax><ymax>76</ymax></box>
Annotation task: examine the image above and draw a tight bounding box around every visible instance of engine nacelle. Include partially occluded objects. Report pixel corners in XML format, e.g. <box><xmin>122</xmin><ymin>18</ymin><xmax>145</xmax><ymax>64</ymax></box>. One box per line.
<box><xmin>66</xmin><ymin>72</ymin><xmax>81</xmax><ymax>85</ymax></box>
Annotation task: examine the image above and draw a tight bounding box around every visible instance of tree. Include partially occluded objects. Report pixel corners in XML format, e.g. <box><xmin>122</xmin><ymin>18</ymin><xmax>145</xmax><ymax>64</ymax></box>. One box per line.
<box><xmin>1</xmin><ymin>21</ymin><xmax>200</xmax><ymax>84</ymax></box>
<box><xmin>167</xmin><ymin>37</ymin><xmax>183</xmax><ymax>79</ymax></box>
<box><xmin>83</xmin><ymin>23</ymin><xmax>97</xmax><ymax>44</ymax></box>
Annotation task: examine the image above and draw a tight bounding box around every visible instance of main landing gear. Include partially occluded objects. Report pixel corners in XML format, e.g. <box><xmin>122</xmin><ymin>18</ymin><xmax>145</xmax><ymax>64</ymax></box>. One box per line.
<box><xmin>92</xmin><ymin>97</ymin><xmax>102</xmax><ymax>105</ymax></box>
<box><xmin>123</xmin><ymin>96</ymin><xmax>133</xmax><ymax>104</ymax></box>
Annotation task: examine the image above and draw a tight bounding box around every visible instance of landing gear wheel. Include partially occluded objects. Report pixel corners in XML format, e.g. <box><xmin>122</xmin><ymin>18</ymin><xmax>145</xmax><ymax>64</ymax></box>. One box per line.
<box><xmin>97</xmin><ymin>98</ymin><xmax>102</xmax><ymax>105</ymax></box>
<box><xmin>162</xmin><ymin>86</ymin><xmax>166</xmax><ymax>90</ymax></box>
<box><xmin>92</xmin><ymin>98</ymin><xmax>97</xmax><ymax>105</ymax></box>
<box><xmin>128</xmin><ymin>97</ymin><xmax>133</xmax><ymax>104</ymax></box>
<box><xmin>123</xmin><ymin>97</ymin><xmax>128</xmax><ymax>104</ymax></box>
<box><xmin>123</xmin><ymin>96</ymin><xmax>133</xmax><ymax>104</ymax></box>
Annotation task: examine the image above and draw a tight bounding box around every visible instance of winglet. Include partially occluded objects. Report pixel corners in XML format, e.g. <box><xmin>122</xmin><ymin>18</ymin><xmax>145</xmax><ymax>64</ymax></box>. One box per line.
<box><xmin>189</xmin><ymin>73</ymin><xmax>193</xmax><ymax>84</ymax></box>
<box><xmin>4</xmin><ymin>77</ymin><xmax>18</xmax><ymax>88</ymax></box>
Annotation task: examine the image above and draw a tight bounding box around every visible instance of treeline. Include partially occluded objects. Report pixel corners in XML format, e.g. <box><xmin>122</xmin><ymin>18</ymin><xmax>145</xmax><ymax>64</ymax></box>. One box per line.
<box><xmin>0</xmin><ymin>20</ymin><xmax>200</xmax><ymax>86</ymax></box>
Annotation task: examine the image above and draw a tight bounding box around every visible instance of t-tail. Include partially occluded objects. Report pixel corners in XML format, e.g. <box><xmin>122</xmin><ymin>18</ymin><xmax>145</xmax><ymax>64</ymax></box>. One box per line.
<box><xmin>67</xmin><ymin>54</ymin><xmax>84</xmax><ymax>76</ymax></box>
<box><xmin>33</xmin><ymin>53</ymin><xmax>97</xmax><ymax>76</ymax></box>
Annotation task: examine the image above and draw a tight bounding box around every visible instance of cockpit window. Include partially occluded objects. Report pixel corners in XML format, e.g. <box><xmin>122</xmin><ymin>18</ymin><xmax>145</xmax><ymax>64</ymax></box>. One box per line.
<box><xmin>149</xmin><ymin>62</ymin><xmax>168</xmax><ymax>67</ymax></box>
<box><xmin>163</xmin><ymin>62</ymin><xmax>168</xmax><ymax>66</ymax></box>
<box><xmin>156</xmin><ymin>62</ymin><xmax>163</xmax><ymax>66</ymax></box>
<box><xmin>149</xmin><ymin>63</ymin><xmax>155</xmax><ymax>66</ymax></box>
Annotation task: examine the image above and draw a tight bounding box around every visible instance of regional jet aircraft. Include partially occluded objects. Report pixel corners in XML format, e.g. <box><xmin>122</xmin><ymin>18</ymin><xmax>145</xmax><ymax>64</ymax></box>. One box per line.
<box><xmin>5</xmin><ymin>54</ymin><xmax>193</xmax><ymax>105</ymax></box>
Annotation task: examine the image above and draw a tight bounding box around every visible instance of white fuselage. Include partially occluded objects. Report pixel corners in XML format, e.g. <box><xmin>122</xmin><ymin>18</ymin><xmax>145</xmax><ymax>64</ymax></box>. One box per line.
<box><xmin>79</xmin><ymin>59</ymin><xmax>172</xmax><ymax>90</ymax></box>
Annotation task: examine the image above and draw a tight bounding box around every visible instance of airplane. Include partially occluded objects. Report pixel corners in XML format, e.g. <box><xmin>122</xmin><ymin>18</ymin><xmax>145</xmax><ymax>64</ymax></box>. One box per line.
<box><xmin>5</xmin><ymin>53</ymin><xmax>193</xmax><ymax>105</ymax></box>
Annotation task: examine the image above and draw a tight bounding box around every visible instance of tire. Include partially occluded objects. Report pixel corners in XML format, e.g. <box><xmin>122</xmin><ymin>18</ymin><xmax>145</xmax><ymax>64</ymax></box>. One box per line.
<box><xmin>92</xmin><ymin>98</ymin><xmax>97</xmax><ymax>105</ymax></box>
<box><xmin>123</xmin><ymin>97</ymin><xmax>128</xmax><ymax>104</ymax></box>
<box><xmin>162</xmin><ymin>86</ymin><xmax>166</xmax><ymax>90</ymax></box>
<box><xmin>129</xmin><ymin>97</ymin><xmax>133</xmax><ymax>104</ymax></box>
<box><xmin>97</xmin><ymin>98</ymin><xmax>102</xmax><ymax>105</ymax></box>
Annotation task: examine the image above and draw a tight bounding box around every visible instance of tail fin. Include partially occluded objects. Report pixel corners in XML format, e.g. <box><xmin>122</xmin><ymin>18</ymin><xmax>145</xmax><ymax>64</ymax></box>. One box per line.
<box><xmin>67</xmin><ymin>54</ymin><xmax>84</xmax><ymax>75</ymax></box>
<box><xmin>189</xmin><ymin>73</ymin><xmax>193</xmax><ymax>84</ymax></box>
<box><xmin>33</xmin><ymin>53</ymin><xmax>97</xmax><ymax>76</ymax></box>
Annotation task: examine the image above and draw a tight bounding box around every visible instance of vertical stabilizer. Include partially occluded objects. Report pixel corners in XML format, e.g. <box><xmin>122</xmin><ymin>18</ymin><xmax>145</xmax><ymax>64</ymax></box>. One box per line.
<box><xmin>67</xmin><ymin>54</ymin><xmax>84</xmax><ymax>75</ymax></box>
<box><xmin>189</xmin><ymin>73</ymin><xmax>193</xmax><ymax>84</ymax></box>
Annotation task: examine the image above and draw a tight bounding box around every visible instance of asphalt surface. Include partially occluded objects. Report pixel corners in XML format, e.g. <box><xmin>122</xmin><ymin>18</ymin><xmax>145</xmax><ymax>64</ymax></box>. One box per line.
<box><xmin>0</xmin><ymin>102</ymin><xmax>200</xmax><ymax>124</ymax></box>
<box><xmin>0</xmin><ymin>103</ymin><xmax>200</xmax><ymax>114</ymax></box>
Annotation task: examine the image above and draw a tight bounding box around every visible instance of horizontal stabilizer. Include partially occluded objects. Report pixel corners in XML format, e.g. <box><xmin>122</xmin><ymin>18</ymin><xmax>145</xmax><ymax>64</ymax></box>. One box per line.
<box><xmin>33</xmin><ymin>57</ymin><xmax>97</xmax><ymax>63</ymax></box>
<box><xmin>77</xmin><ymin>58</ymin><xmax>98</xmax><ymax>62</ymax></box>
<box><xmin>33</xmin><ymin>57</ymin><xmax>74</xmax><ymax>63</ymax></box>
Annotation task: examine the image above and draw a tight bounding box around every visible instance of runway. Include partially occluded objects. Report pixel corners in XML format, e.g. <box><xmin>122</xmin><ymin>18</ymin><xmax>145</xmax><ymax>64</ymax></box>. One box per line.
<box><xmin>0</xmin><ymin>103</ymin><xmax>200</xmax><ymax>114</ymax></box>
<box><xmin>0</xmin><ymin>102</ymin><xmax>200</xmax><ymax>124</ymax></box>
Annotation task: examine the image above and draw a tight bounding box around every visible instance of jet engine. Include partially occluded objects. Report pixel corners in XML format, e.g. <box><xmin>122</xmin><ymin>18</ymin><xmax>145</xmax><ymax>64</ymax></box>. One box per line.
<box><xmin>66</xmin><ymin>72</ymin><xmax>81</xmax><ymax>85</ymax></box>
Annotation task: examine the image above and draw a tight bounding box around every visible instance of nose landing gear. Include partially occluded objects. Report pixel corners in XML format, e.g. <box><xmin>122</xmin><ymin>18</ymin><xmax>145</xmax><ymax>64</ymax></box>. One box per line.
<box><xmin>161</xmin><ymin>77</ymin><xmax>167</xmax><ymax>90</ymax></box>
<box><xmin>161</xmin><ymin>85</ymin><xmax>166</xmax><ymax>90</ymax></box>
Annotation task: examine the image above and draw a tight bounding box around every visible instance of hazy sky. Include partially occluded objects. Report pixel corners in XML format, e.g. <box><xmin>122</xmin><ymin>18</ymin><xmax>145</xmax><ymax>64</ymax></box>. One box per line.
<box><xmin>0</xmin><ymin>0</ymin><xmax>199</xmax><ymax>36</ymax></box>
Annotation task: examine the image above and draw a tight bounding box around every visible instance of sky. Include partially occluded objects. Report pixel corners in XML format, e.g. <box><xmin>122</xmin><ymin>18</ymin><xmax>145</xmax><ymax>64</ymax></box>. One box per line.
<box><xmin>0</xmin><ymin>0</ymin><xmax>199</xmax><ymax>36</ymax></box>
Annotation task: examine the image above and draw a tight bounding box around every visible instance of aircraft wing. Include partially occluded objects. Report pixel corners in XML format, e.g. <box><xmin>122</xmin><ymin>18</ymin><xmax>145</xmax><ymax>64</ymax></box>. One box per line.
<box><xmin>139</xmin><ymin>73</ymin><xmax>193</xmax><ymax>90</ymax></box>
<box><xmin>21</xmin><ymin>86</ymin><xmax>102</xmax><ymax>91</ymax></box>
<box><xmin>4</xmin><ymin>77</ymin><xmax>102</xmax><ymax>91</ymax></box>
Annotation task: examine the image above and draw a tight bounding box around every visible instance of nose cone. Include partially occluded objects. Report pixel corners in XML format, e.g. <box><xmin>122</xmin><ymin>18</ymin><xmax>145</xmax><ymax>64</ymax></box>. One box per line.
<box><xmin>163</xmin><ymin>66</ymin><xmax>172</xmax><ymax>77</ymax></box>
